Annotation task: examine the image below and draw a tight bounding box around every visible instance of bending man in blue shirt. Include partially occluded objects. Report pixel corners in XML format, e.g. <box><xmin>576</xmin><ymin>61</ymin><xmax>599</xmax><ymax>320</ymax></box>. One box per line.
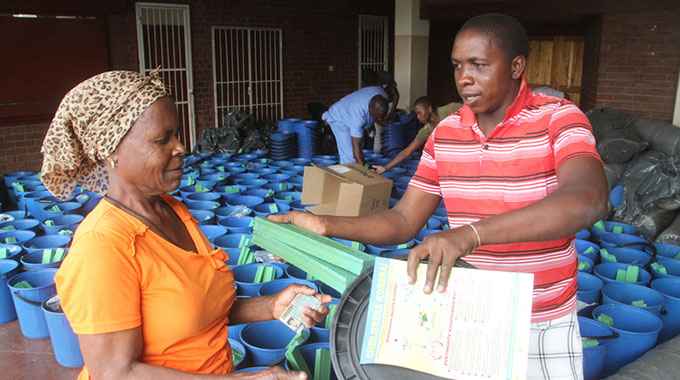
<box><xmin>322</xmin><ymin>86</ymin><xmax>388</xmax><ymax>165</ymax></box>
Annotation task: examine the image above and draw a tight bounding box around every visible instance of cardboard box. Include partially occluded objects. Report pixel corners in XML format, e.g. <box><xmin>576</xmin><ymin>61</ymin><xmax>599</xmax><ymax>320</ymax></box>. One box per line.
<box><xmin>302</xmin><ymin>162</ymin><xmax>393</xmax><ymax>217</ymax></box>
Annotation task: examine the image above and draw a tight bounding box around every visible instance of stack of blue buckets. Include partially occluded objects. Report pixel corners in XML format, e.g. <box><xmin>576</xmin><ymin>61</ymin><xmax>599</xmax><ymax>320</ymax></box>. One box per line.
<box><xmin>380</xmin><ymin>111</ymin><xmax>420</xmax><ymax>157</ymax></box>
<box><xmin>575</xmin><ymin>220</ymin><xmax>680</xmax><ymax>379</ymax></box>
<box><xmin>4</xmin><ymin>136</ymin><xmax>679</xmax><ymax>377</ymax></box>
<box><xmin>270</xmin><ymin>118</ymin><xmax>320</xmax><ymax>160</ymax></box>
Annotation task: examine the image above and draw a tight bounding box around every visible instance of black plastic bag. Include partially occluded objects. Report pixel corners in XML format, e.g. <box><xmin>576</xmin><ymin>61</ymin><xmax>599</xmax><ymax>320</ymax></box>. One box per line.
<box><xmin>586</xmin><ymin>107</ymin><xmax>648</xmax><ymax>164</ymax></box>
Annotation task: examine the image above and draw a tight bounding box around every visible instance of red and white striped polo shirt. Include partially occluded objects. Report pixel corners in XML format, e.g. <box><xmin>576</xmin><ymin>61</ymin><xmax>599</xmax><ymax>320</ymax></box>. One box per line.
<box><xmin>410</xmin><ymin>78</ymin><xmax>602</xmax><ymax>322</ymax></box>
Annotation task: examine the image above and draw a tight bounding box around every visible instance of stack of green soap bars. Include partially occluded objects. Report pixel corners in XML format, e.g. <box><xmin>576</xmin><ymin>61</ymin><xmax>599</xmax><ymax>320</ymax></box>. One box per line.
<box><xmin>252</xmin><ymin>217</ymin><xmax>375</xmax><ymax>294</ymax></box>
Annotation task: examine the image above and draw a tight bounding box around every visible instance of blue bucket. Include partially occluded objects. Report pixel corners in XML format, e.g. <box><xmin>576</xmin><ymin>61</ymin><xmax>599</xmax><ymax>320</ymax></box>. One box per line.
<box><xmin>599</xmin><ymin>233</ymin><xmax>649</xmax><ymax>251</ymax></box>
<box><xmin>650</xmin><ymin>259</ymin><xmax>680</xmax><ymax>280</ymax></box>
<box><xmin>284</xmin><ymin>342</ymin><xmax>337</xmax><ymax>379</ymax></box>
<box><xmin>42</xmin><ymin>201</ymin><xmax>82</xmax><ymax>220</ymax></box>
<box><xmin>263</xmin><ymin>173</ymin><xmax>291</xmax><ymax>184</ymax></box>
<box><xmin>379</xmin><ymin>248</ymin><xmax>411</xmax><ymax>259</ymax></box>
<box><xmin>196</xmin><ymin>174</ymin><xmax>229</xmax><ymax>188</ymax></box>
<box><xmin>198</xmin><ymin>225</ymin><xmax>228</xmax><ymax>243</ymax></box>
<box><xmin>593</xmin><ymin>262</ymin><xmax>651</xmax><ymax>286</ymax></box>
<box><xmin>0</xmin><ymin>218</ymin><xmax>41</xmax><ymax>234</ymax></box>
<box><xmin>228</xmin><ymin>322</ymin><xmax>248</xmax><ymax>345</ymax></box>
<box><xmin>215</xmin><ymin>185</ymin><xmax>246</xmax><ymax>203</ymax></box>
<box><xmin>42</xmin><ymin>214</ymin><xmax>84</xmax><ymax>235</ymax></box>
<box><xmin>214</xmin><ymin>205</ymin><xmax>252</xmax><ymax>221</ymax></box>
<box><xmin>592</xmin><ymin>304</ymin><xmax>662</xmax><ymax>377</ymax></box>
<box><xmin>575</xmin><ymin>229</ymin><xmax>591</xmax><ymax>241</ymax></box>
<box><xmin>21</xmin><ymin>249</ymin><xmax>69</xmax><ymax>270</ymax></box>
<box><xmin>218</xmin><ymin>217</ymin><xmax>254</xmax><ymax>234</ymax></box>
<box><xmin>285</xmin><ymin>265</ymin><xmax>311</xmax><ymax>281</ymax></box>
<box><xmin>236</xmin><ymin>179</ymin><xmax>269</xmax><ymax>190</ymax></box>
<box><xmin>3</xmin><ymin>171</ymin><xmax>34</xmax><ymax>188</ymax></box>
<box><xmin>24</xmin><ymin>192</ymin><xmax>57</xmax><ymax>220</ymax></box>
<box><xmin>257</xmin><ymin>278</ymin><xmax>318</xmax><ymax>296</ymax></box>
<box><xmin>231</xmin><ymin>172</ymin><xmax>261</xmax><ymax>182</ymax></box>
<box><xmin>309</xmin><ymin>298</ymin><xmax>340</xmax><ymax>344</ymax></box>
<box><xmin>0</xmin><ymin>260</ymin><xmax>20</xmax><ymax>323</ymax></box>
<box><xmin>0</xmin><ymin>230</ymin><xmax>36</xmax><ymax>245</ymax></box>
<box><xmin>7</xmin><ymin>268</ymin><xmax>58</xmax><ymax>339</ymax></box>
<box><xmin>185</xmin><ymin>191</ymin><xmax>222</xmax><ymax>203</ymax></box>
<box><xmin>591</xmin><ymin>222</ymin><xmax>637</xmax><ymax>242</ymax></box>
<box><xmin>241</xmin><ymin>320</ymin><xmax>309</xmax><ymax>366</ymax></box>
<box><xmin>650</xmin><ymin>278</ymin><xmax>680</xmax><ymax>342</ymax></box>
<box><xmin>228</xmin><ymin>195</ymin><xmax>265</xmax><ymax>208</ymax></box>
<box><xmin>21</xmin><ymin>234</ymin><xmax>71</xmax><ymax>255</ymax></box>
<box><xmin>575</xmin><ymin>239</ymin><xmax>601</xmax><ymax>262</ymax></box>
<box><xmin>188</xmin><ymin>210</ymin><xmax>216</xmax><ymax>225</ymax></box>
<box><xmin>600</xmin><ymin>247</ymin><xmax>652</xmax><ymax>267</ymax></box>
<box><xmin>415</xmin><ymin>229</ymin><xmax>439</xmax><ymax>244</ymax></box>
<box><xmin>252</xmin><ymin>203</ymin><xmax>291</xmax><ymax>217</ymax></box>
<box><xmin>601</xmin><ymin>282</ymin><xmax>665</xmax><ymax>316</ymax></box>
<box><xmin>367</xmin><ymin>240</ymin><xmax>414</xmax><ymax>256</ymax></box>
<box><xmin>648</xmin><ymin>243</ymin><xmax>680</xmax><ymax>263</ymax></box>
<box><xmin>578</xmin><ymin>272</ymin><xmax>604</xmax><ymax>304</ymax></box>
<box><xmin>262</xmin><ymin>182</ymin><xmax>293</xmax><ymax>193</ymax></box>
<box><xmin>229</xmin><ymin>338</ymin><xmax>247</xmax><ymax>370</ymax></box>
<box><xmin>72</xmin><ymin>191</ymin><xmax>102</xmax><ymax>215</ymax></box>
<box><xmin>179</xmin><ymin>185</ymin><xmax>213</xmax><ymax>202</ymax></box>
<box><xmin>290</xmin><ymin>199</ymin><xmax>314</xmax><ymax>212</ymax></box>
<box><xmin>0</xmin><ymin>243</ymin><xmax>24</xmax><ymax>263</ymax></box>
<box><xmin>185</xmin><ymin>200</ymin><xmax>221</xmax><ymax>212</ymax></box>
<box><xmin>578</xmin><ymin>317</ymin><xmax>615</xmax><ymax>380</ymax></box>
<box><xmin>231</xmin><ymin>263</ymin><xmax>284</xmax><ymax>297</ymax></box>
<box><xmin>248</xmin><ymin>168</ymin><xmax>278</xmax><ymax>177</ymax></box>
<box><xmin>242</xmin><ymin>189</ymin><xmax>275</xmax><ymax>203</ymax></box>
<box><xmin>578</xmin><ymin>254</ymin><xmax>594</xmax><ymax>274</ymax></box>
<box><xmin>42</xmin><ymin>295</ymin><xmax>84</xmax><ymax>367</ymax></box>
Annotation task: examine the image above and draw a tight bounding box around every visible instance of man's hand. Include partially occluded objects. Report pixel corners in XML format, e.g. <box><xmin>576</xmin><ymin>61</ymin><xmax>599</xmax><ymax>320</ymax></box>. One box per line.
<box><xmin>406</xmin><ymin>226</ymin><xmax>479</xmax><ymax>294</ymax></box>
<box><xmin>269</xmin><ymin>284</ymin><xmax>332</xmax><ymax>327</ymax></box>
<box><xmin>268</xmin><ymin>211</ymin><xmax>328</xmax><ymax>236</ymax></box>
<box><xmin>233</xmin><ymin>366</ymin><xmax>307</xmax><ymax>379</ymax></box>
<box><xmin>372</xmin><ymin>165</ymin><xmax>386</xmax><ymax>175</ymax></box>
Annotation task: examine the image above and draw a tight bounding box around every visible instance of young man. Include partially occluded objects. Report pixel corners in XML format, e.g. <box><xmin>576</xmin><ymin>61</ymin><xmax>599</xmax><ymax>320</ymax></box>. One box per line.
<box><xmin>274</xmin><ymin>14</ymin><xmax>607</xmax><ymax>379</ymax></box>
<box><xmin>373</xmin><ymin>96</ymin><xmax>462</xmax><ymax>174</ymax></box>
<box><xmin>322</xmin><ymin>87</ymin><xmax>388</xmax><ymax>165</ymax></box>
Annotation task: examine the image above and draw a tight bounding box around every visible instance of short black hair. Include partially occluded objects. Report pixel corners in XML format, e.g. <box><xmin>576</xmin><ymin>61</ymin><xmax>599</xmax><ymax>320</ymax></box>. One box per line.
<box><xmin>457</xmin><ymin>13</ymin><xmax>529</xmax><ymax>61</ymax></box>
<box><xmin>369</xmin><ymin>95</ymin><xmax>388</xmax><ymax>116</ymax></box>
<box><xmin>414</xmin><ymin>96</ymin><xmax>435</xmax><ymax>110</ymax></box>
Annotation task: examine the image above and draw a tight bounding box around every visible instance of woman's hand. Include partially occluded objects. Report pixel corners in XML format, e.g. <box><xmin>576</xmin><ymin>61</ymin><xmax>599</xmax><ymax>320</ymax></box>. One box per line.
<box><xmin>268</xmin><ymin>211</ymin><xmax>328</xmax><ymax>236</ymax></box>
<box><xmin>269</xmin><ymin>284</ymin><xmax>332</xmax><ymax>328</ymax></box>
<box><xmin>233</xmin><ymin>366</ymin><xmax>307</xmax><ymax>379</ymax></box>
<box><xmin>372</xmin><ymin>165</ymin><xmax>386</xmax><ymax>175</ymax></box>
<box><xmin>406</xmin><ymin>225</ymin><xmax>479</xmax><ymax>294</ymax></box>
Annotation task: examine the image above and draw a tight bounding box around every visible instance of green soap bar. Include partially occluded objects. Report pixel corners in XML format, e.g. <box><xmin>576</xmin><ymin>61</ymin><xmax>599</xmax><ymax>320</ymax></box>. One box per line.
<box><xmin>631</xmin><ymin>300</ymin><xmax>647</xmax><ymax>307</ymax></box>
<box><xmin>12</xmin><ymin>182</ymin><xmax>25</xmax><ymax>192</ymax></box>
<box><xmin>269</xmin><ymin>204</ymin><xmax>279</xmax><ymax>213</ymax></box>
<box><xmin>262</xmin><ymin>266</ymin><xmax>276</xmax><ymax>282</ymax></box>
<box><xmin>674</xmin><ymin>252</ymin><xmax>680</xmax><ymax>260</ymax></box>
<box><xmin>267</xmin><ymin>189</ymin><xmax>276</xmax><ymax>197</ymax></box>
<box><xmin>583</xmin><ymin>247</ymin><xmax>596</xmax><ymax>254</ymax></box>
<box><xmin>582</xmin><ymin>339</ymin><xmax>599</xmax><ymax>347</ymax></box>
<box><xmin>261</xmin><ymin>158</ymin><xmax>268</xmax><ymax>163</ymax></box>
<box><xmin>286</xmin><ymin>347</ymin><xmax>311</xmax><ymax>376</ymax></box>
<box><xmin>615</xmin><ymin>269</ymin><xmax>628</xmax><ymax>282</ymax></box>
<box><xmin>612</xmin><ymin>226</ymin><xmax>623</xmax><ymax>234</ymax></box>
<box><xmin>578</xmin><ymin>261</ymin><xmax>590</xmax><ymax>270</ymax></box>
<box><xmin>225</xmin><ymin>186</ymin><xmax>239</xmax><ymax>193</ymax></box>
<box><xmin>44</xmin><ymin>220</ymin><xmax>55</xmax><ymax>226</ymax></box>
<box><xmin>325</xmin><ymin>304</ymin><xmax>337</xmax><ymax>329</ymax></box>
<box><xmin>253</xmin><ymin>266</ymin><xmax>265</xmax><ymax>283</ymax></box>
<box><xmin>626</xmin><ymin>266</ymin><xmax>639</xmax><ymax>282</ymax></box>
<box><xmin>238</xmin><ymin>148</ymin><xmax>243</xmax><ymax>153</ymax></box>
<box><xmin>600</xmin><ymin>249</ymin><xmax>617</xmax><ymax>263</ymax></box>
<box><xmin>593</xmin><ymin>221</ymin><xmax>606</xmax><ymax>231</ymax></box>
<box><xmin>306</xmin><ymin>273</ymin><xmax>316</xmax><ymax>281</ymax></box>
<box><xmin>218</xmin><ymin>176</ymin><xmax>227</xmax><ymax>181</ymax></box>
<box><xmin>41</xmin><ymin>249</ymin><xmax>54</xmax><ymax>264</ymax></box>
<box><xmin>279</xmin><ymin>183</ymin><xmax>287</xmax><ymax>190</ymax></box>
<box><xmin>212</xmin><ymin>204</ymin><xmax>219</xmax><ymax>209</ymax></box>
<box><xmin>13</xmin><ymin>280</ymin><xmax>33</xmax><ymax>289</ymax></box>
<box><xmin>187</xmin><ymin>177</ymin><xmax>196</xmax><ymax>186</ymax></box>
<box><xmin>286</xmin><ymin>330</ymin><xmax>310</xmax><ymax>351</ymax></box>
<box><xmin>217</xmin><ymin>166</ymin><xmax>225</xmax><ymax>172</ymax></box>
<box><xmin>0</xmin><ymin>248</ymin><xmax>8</xmax><ymax>259</ymax></box>
<box><xmin>204</xmin><ymin>215</ymin><xmax>212</xmax><ymax>220</ymax></box>
<box><xmin>351</xmin><ymin>241</ymin><xmax>362</xmax><ymax>250</ymax></box>
<box><xmin>597</xmin><ymin>313</ymin><xmax>614</xmax><ymax>327</ymax></box>
<box><xmin>59</xmin><ymin>229</ymin><xmax>73</xmax><ymax>236</ymax></box>
<box><xmin>285</xmin><ymin>196</ymin><xmax>293</xmax><ymax>201</ymax></box>
<box><xmin>314</xmin><ymin>348</ymin><xmax>331</xmax><ymax>380</ymax></box>
<box><xmin>232</xmin><ymin>348</ymin><xmax>243</xmax><ymax>363</ymax></box>
<box><xmin>1</xmin><ymin>225</ymin><xmax>16</xmax><ymax>231</ymax></box>
<box><xmin>48</xmin><ymin>205</ymin><xmax>61</xmax><ymax>212</ymax></box>
<box><xmin>396</xmin><ymin>243</ymin><xmax>410</xmax><ymax>249</ymax></box>
<box><xmin>30</xmin><ymin>245</ymin><xmax>37</xmax><ymax>249</ymax></box>
<box><xmin>5</xmin><ymin>237</ymin><xmax>17</xmax><ymax>244</ymax></box>
<box><xmin>251</xmin><ymin>232</ymin><xmax>355</xmax><ymax>294</ymax></box>
<box><xmin>249</xmin><ymin>219</ymin><xmax>255</xmax><ymax>227</ymax></box>
<box><xmin>237</xmin><ymin>246</ymin><xmax>250</xmax><ymax>265</ymax></box>
<box><xmin>52</xmin><ymin>248</ymin><xmax>67</xmax><ymax>262</ymax></box>
<box><xmin>196</xmin><ymin>184</ymin><xmax>204</xmax><ymax>192</ymax></box>
<box><xmin>651</xmin><ymin>262</ymin><xmax>667</xmax><ymax>274</ymax></box>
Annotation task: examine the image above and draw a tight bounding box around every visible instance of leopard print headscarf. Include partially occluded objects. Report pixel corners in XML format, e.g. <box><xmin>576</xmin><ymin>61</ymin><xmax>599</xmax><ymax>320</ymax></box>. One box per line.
<box><xmin>41</xmin><ymin>70</ymin><xmax>169</xmax><ymax>200</ymax></box>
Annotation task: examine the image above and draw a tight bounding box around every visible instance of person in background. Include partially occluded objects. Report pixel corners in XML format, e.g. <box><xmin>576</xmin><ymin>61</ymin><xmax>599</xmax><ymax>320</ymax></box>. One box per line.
<box><xmin>322</xmin><ymin>86</ymin><xmax>388</xmax><ymax>165</ymax></box>
<box><xmin>370</xmin><ymin>70</ymin><xmax>400</xmax><ymax>154</ymax></box>
<box><xmin>532</xmin><ymin>86</ymin><xmax>571</xmax><ymax>100</ymax></box>
<box><xmin>373</xmin><ymin>96</ymin><xmax>462</xmax><ymax>175</ymax></box>
<box><xmin>273</xmin><ymin>13</ymin><xmax>608</xmax><ymax>380</ymax></box>
<box><xmin>42</xmin><ymin>70</ymin><xmax>329</xmax><ymax>380</ymax></box>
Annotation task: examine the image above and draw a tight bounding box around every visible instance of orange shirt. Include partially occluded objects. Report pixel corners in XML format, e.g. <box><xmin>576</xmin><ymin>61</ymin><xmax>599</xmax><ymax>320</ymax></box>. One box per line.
<box><xmin>55</xmin><ymin>194</ymin><xmax>236</xmax><ymax>379</ymax></box>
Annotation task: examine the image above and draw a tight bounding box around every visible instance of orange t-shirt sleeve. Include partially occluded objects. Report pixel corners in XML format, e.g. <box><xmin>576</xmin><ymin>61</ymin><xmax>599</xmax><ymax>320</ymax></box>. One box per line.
<box><xmin>55</xmin><ymin>230</ymin><xmax>142</xmax><ymax>335</ymax></box>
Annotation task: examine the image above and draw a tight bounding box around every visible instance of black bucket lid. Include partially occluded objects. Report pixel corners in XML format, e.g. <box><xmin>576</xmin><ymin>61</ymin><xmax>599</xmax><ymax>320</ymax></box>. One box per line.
<box><xmin>330</xmin><ymin>255</ymin><xmax>476</xmax><ymax>380</ymax></box>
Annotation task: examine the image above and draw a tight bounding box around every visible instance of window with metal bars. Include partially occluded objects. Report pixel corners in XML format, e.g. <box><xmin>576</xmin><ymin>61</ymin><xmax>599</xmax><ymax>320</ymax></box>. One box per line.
<box><xmin>358</xmin><ymin>15</ymin><xmax>389</xmax><ymax>89</ymax></box>
<box><xmin>212</xmin><ymin>27</ymin><xmax>283</xmax><ymax>127</ymax></box>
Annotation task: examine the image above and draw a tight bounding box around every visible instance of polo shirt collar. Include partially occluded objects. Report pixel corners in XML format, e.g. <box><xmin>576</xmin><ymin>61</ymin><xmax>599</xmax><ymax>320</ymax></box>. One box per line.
<box><xmin>459</xmin><ymin>74</ymin><xmax>530</xmax><ymax>128</ymax></box>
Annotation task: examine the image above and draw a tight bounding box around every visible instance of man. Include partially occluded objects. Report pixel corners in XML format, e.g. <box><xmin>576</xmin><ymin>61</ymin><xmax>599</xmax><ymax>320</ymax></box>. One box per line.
<box><xmin>322</xmin><ymin>86</ymin><xmax>388</xmax><ymax>165</ymax></box>
<box><xmin>274</xmin><ymin>13</ymin><xmax>607</xmax><ymax>379</ymax></box>
<box><xmin>373</xmin><ymin>96</ymin><xmax>462</xmax><ymax>174</ymax></box>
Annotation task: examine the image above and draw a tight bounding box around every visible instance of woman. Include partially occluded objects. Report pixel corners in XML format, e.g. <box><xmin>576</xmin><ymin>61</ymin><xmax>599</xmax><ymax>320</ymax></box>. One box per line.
<box><xmin>41</xmin><ymin>70</ymin><xmax>329</xmax><ymax>379</ymax></box>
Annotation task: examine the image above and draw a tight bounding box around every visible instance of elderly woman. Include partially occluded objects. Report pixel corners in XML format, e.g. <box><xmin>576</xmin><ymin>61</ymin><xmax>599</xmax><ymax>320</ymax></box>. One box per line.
<box><xmin>41</xmin><ymin>70</ymin><xmax>329</xmax><ymax>380</ymax></box>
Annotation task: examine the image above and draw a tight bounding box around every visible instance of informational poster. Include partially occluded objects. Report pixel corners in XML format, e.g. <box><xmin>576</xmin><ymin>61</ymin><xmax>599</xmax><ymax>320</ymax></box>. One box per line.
<box><xmin>360</xmin><ymin>257</ymin><xmax>533</xmax><ymax>380</ymax></box>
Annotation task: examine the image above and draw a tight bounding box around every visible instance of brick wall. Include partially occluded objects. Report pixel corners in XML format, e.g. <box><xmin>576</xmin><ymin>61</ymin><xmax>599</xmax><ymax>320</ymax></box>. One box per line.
<box><xmin>593</xmin><ymin>8</ymin><xmax>680</xmax><ymax>122</ymax></box>
<box><xmin>580</xmin><ymin>15</ymin><xmax>602</xmax><ymax>112</ymax></box>
<box><xmin>0</xmin><ymin>124</ymin><xmax>48</xmax><ymax>174</ymax></box>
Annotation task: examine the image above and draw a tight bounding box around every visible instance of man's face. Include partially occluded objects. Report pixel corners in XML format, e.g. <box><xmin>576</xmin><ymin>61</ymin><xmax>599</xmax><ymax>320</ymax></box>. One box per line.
<box><xmin>370</xmin><ymin>108</ymin><xmax>386</xmax><ymax>125</ymax></box>
<box><xmin>451</xmin><ymin>30</ymin><xmax>521</xmax><ymax>124</ymax></box>
<box><xmin>414</xmin><ymin>103</ymin><xmax>433</xmax><ymax>124</ymax></box>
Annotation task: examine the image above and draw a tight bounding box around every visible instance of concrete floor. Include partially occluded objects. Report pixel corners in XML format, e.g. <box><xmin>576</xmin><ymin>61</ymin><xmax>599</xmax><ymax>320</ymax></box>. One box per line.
<box><xmin>0</xmin><ymin>319</ymin><xmax>81</xmax><ymax>380</ymax></box>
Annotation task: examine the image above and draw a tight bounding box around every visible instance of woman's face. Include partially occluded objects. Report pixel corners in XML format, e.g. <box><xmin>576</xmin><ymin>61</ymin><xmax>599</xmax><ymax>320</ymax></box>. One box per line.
<box><xmin>113</xmin><ymin>97</ymin><xmax>186</xmax><ymax>195</ymax></box>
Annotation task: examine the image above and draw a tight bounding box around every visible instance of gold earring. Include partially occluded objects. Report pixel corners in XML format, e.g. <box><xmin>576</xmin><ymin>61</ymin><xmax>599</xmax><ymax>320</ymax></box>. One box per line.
<box><xmin>109</xmin><ymin>159</ymin><xmax>116</xmax><ymax>169</ymax></box>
